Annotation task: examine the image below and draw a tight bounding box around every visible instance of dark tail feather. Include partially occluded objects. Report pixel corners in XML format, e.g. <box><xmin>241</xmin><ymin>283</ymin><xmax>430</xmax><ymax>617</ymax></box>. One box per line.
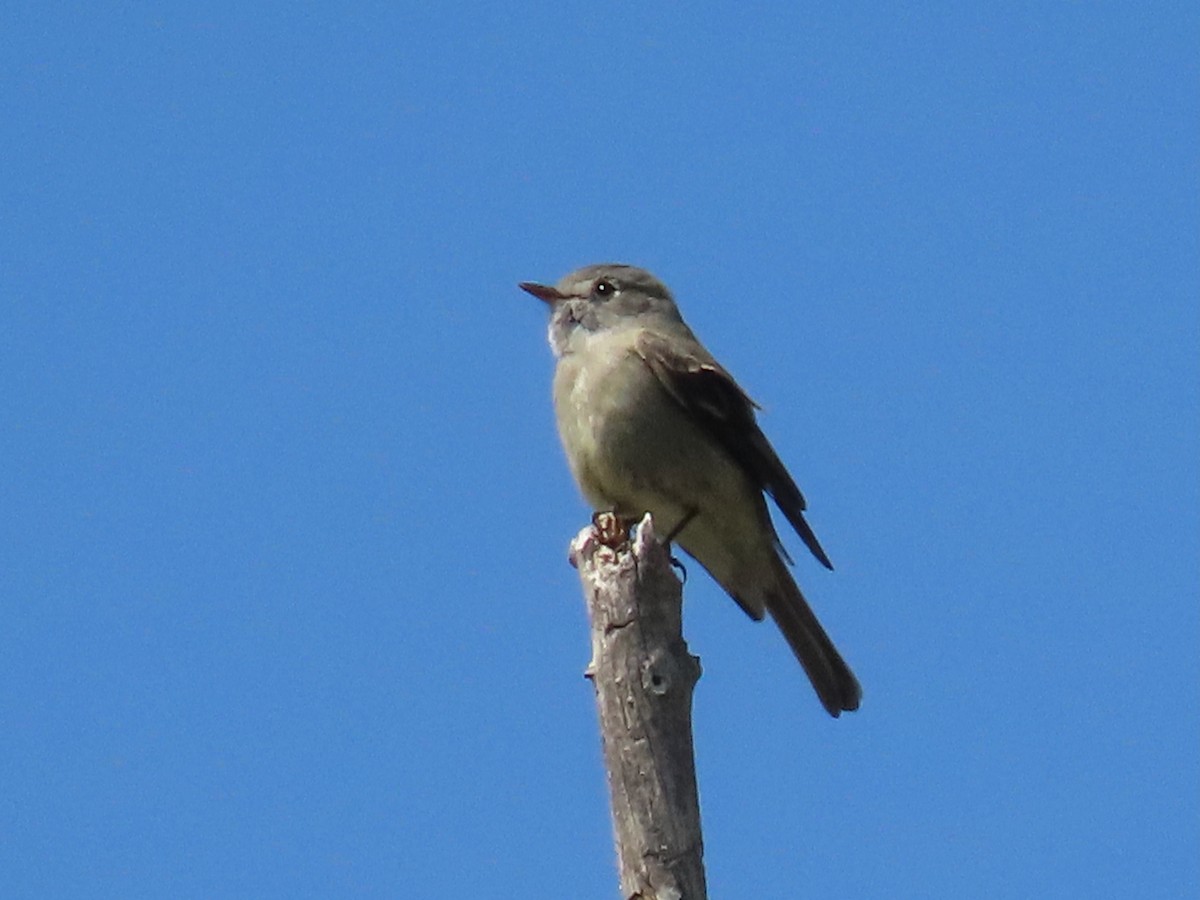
<box><xmin>765</xmin><ymin>559</ymin><xmax>861</xmax><ymax>717</ymax></box>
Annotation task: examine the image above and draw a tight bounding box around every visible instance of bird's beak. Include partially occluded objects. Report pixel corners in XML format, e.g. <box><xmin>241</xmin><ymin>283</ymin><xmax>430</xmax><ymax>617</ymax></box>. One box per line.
<box><xmin>518</xmin><ymin>281</ymin><xmax>565</xmax><ymax>305</ymax></box>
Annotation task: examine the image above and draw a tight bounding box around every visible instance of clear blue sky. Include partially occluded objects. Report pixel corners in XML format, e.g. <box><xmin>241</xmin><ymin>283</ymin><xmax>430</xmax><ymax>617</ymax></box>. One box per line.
<box><xmin>4</xmin><ymin>5</ymin><xmax>1197</xmax><ymax>898</ymax></box>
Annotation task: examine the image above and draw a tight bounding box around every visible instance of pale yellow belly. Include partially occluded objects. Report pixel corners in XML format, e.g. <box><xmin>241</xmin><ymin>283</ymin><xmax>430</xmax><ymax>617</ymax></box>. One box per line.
<box><xmin>552</xmin><ymin>331</ymin><xmax>763</xmax><ymax>542</ymax></box>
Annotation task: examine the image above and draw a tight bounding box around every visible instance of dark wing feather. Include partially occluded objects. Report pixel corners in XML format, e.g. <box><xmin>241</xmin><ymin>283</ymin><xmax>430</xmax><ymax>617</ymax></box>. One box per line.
<box><xmin>634</xmin><ymin>330</ymin><xmax>833</xmax><ymax>569</ymax></box>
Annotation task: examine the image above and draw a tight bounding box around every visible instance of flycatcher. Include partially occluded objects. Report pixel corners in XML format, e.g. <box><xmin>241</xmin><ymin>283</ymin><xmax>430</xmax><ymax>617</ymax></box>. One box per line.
<box><xmin>520</xmin><ymin>264</ymin><xmax>861</xmax><ymax>717</ymax></box>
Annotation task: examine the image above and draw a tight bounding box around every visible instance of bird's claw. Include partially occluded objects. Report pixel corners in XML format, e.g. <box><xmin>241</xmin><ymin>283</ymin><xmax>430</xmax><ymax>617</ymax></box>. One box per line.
<box><xmin>668</xmin><ymin>554</ymin><xmax>688</xmax><ymax>583</ymax></box>
<box><xmin>592</xmin><ymin>511</ymin><xmax>634</xmax><ymax>548</ymax></box>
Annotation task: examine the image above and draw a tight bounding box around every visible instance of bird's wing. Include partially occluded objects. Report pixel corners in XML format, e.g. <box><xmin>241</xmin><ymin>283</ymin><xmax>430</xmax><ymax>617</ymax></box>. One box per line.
<box><xmin>633</xmin><ymin>329</ymin><xmax>833</xmax><ymax>569</ymax></box>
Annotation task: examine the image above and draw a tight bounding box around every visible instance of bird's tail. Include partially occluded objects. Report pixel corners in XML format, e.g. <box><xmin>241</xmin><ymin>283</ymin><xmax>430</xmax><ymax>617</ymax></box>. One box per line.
<box><xmin>764</xmin><ymin>555</ymin><xmax>862</xmax><ymax>717</ymax></box>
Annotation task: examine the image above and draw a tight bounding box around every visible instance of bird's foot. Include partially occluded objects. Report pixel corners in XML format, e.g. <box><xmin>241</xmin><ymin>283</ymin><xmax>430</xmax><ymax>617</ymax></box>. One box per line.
<box><xmin>660</xmin><ymin>508</ymin><xmax>699</xmax><ymax>582</ymax></box>
<box><xmin>668</xmin><ymin>554</ymin><xmax>689</xmax><ymax>583</ymax></box>
<box><xmin>592</xmin><ymin>511</ymin><xmax>635</xmax><ymax>548</ymax></box>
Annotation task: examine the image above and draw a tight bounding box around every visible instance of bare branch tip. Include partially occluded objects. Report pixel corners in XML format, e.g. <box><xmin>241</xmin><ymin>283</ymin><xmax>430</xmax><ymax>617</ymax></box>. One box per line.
<box><xmin>632</xmin><ymin>512</ymin><xmax>658</xmax><ymax>557</ymax></box>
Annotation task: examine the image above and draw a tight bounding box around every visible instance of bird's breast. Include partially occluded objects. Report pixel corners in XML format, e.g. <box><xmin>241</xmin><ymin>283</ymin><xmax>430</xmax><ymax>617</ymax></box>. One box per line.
<box><xmin>552</xmin><ymin>334</ymin><xmax>659</xmax><ymax>506</ymax></box>
<box><xmin>551</xmin><ymin>330</ymin><xmax>736</xmax><ymax>521</ymax></box>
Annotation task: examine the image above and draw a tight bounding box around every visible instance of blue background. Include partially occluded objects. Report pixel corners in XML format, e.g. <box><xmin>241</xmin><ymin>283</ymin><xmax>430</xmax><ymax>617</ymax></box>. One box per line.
<box><xmin>4</xmin><ymin>4</ymin><xmax>1197</xmax><ymax>898</ymax></box>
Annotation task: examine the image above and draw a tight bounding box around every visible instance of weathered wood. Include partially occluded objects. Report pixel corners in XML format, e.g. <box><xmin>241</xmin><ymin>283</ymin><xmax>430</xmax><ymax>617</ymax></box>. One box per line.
<box><xmin>570</xmin><ymin>514</ymin><xmax>707</xmax><ymax>900</ymax></box>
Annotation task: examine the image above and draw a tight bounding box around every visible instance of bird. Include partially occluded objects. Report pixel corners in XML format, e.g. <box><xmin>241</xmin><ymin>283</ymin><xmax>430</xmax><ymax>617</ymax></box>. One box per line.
<box><xmin>520</xmin><ymin>264</ymin><xmax>861</xmax><ymax>717</ymax></box>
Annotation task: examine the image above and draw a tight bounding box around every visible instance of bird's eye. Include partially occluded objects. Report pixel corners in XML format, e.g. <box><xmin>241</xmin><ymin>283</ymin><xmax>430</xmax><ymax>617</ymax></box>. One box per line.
<box><xmin>593</xmin><ymin>279</ymin><xmax>616</xmax><ymax>298</ymax></box>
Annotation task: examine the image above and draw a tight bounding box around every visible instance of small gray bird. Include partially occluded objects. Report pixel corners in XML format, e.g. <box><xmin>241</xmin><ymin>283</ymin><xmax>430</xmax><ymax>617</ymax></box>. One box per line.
<box><xmin>520</xmin><ymin>264</ymin><xmax>861</xmax><ymax>717</ymax></box>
